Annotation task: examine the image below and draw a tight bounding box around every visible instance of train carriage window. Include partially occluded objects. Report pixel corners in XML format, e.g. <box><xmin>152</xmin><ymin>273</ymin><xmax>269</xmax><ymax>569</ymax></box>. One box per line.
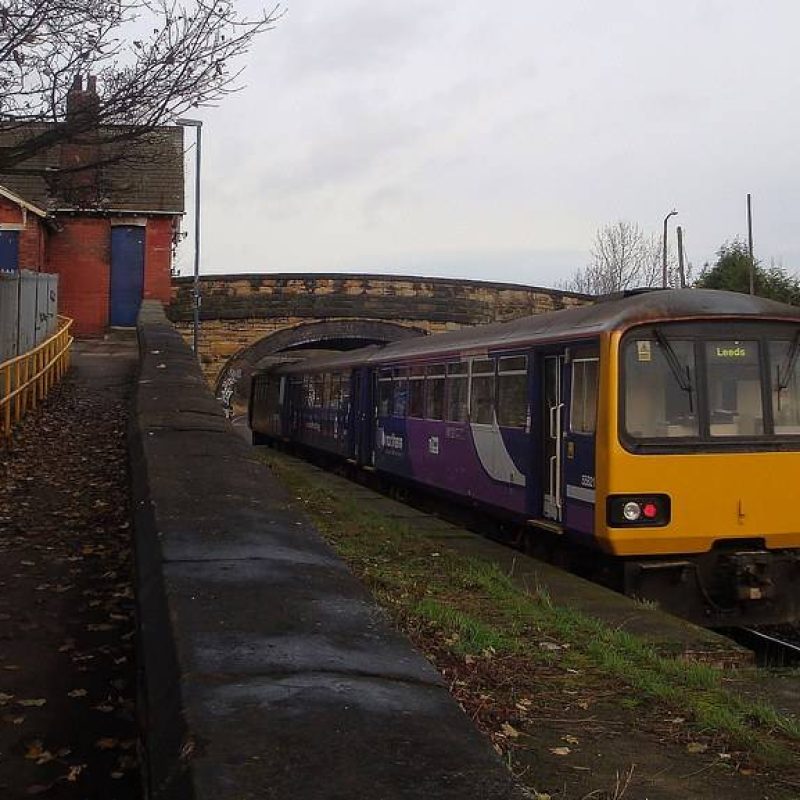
<box><xmin>393</xmin><ymin>368</ymin><xmax>408</xmax><ymax>417</ymax></box>
<box><xmin>408</xmin><ymin>366</ymin><xmax>426</xmax><ymax>418</ymax></box>
<box><xmin>339</xmin><ymin>373</ymin><xmax>351</xmax><ymax>411</ymax></box>
<box><xmin>378</xmin><ymin>369</ymin><xmax>393</xmax><ymax>416</ymax></box>
<box><xmin>425</xmin><ymin>364</ymin><xmax>445</xmax><ymax>420</ymax></box>
<box><xmin>446</xmin><ymin>363</ymin><xmax>469</xmax><ymax>422</ymax></box>
<box><xmin>706</xmin><ymin>341</ymin><xmax>764</xmax><ymax>437</ymax></box>
<box><xmin>497</xmin><ymin>355</ymin><xmax>528</xmax><ymax>428</ymax></box>
<box><xmin>470</xmin><ymin>358</ymin><xmax>495</xmax><ymax>425</ymax></box>
<box><xmin>329</xmin><ymin>373</ymin><xmax>341</xmax><ymax>409</ymax></box>
<box><xmin>571</xmin><ymin>357</ymin><xmax>599</xmax><ymax>434</ymax></box>
<box><xmin>771</xmin><ymin>339</ymin><xmax>800</xmax><ymax>434</ymax></box>
<box><xmin>303</xmin><ymin>375</ymin><xmax>315</xmax><ymax>408</ymax></box>
<box><xmin>624</xmin><ymin>338</ymin><xmax>698</xmax><ymax>438</ymax></box>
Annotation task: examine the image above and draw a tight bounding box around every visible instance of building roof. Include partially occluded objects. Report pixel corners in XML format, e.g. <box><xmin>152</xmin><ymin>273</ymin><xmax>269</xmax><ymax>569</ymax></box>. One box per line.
<box><xmin>0</xmin><ymin>122</ymin><xmax>185</xmax><ymax>214</ymax></box>
<box><xmin>0</xmin><ymin>184</ymin><xmax>48</xmax><ymax>217</ymax></box>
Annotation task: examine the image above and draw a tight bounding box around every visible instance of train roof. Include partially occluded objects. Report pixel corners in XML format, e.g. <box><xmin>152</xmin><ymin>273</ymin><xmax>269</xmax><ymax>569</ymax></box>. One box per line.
<box><xmin>262</xmin><ymin>289</ymin><xmax>800</xmax><ymax>375</ymax></box>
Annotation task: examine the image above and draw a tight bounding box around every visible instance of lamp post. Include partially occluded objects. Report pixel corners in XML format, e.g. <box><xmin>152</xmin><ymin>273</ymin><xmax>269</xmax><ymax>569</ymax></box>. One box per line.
<box><xmin>176</xmin><ymin>118</ymin><xmax>203</xmax><ymax>354</ymax></box>
<box><xmin>662</xmin><ymin>209</ymin><xmax>678</xmax><ymax>288</ymax></box>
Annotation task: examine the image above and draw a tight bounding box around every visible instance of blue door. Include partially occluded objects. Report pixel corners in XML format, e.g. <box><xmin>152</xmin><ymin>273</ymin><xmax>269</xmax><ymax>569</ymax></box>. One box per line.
<box><xmin>0</xmin><ymin>230</ymin><xmax>19</xmax><ymax>273</ymax></box>
<box><xmin>109</xmin><ymin>226</ymin><xmax>145</xmax><ymax>326</ymax></box>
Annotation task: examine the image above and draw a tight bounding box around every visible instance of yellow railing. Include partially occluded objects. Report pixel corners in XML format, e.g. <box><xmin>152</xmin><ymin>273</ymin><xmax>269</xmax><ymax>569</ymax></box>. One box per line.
<box><xmin>0</xmin><ymin>315</ymin><xmax>74</xmax><ymax>438</ymax></box>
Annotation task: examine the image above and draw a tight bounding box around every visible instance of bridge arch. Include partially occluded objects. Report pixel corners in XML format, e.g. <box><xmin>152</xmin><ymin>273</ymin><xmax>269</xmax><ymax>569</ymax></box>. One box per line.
<box><xmin>215</xmin><ymin>318</ymin><xmax>428</xmax><ymax>407</ymax></box>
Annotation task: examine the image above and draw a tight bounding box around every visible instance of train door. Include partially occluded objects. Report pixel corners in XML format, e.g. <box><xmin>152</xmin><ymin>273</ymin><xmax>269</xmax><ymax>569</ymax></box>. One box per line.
<box><xmin>542</xmin><ymin>354</ymin><xmax>566</xmax><ymax>521</ymax></box>
<box><xmin>353</xmin><ymin>367</ymin><xmax>375</xmax><ymax>465</ymax></box>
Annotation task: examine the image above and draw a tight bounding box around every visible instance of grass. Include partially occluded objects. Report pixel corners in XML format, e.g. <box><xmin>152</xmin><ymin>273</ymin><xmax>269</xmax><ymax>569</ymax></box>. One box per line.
<box><xmin>261</xmin><ymin>449</ymin><xmax>800</xmax><ymax>768</ymax></box>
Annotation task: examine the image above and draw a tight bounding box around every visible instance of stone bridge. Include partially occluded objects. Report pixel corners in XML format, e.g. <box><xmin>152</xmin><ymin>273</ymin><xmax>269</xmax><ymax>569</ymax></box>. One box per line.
<box><xmin>167</xmin><ymin>273</ymin><xmax>589</xmax><ymax>406</ymax></box>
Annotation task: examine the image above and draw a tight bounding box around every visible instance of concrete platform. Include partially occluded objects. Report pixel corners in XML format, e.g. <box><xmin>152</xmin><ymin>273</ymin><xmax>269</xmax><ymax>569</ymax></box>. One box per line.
<box><xmin>132</xmin><ymin>302</ymin><xmax>526</xmax><ymax>799</ymax></box>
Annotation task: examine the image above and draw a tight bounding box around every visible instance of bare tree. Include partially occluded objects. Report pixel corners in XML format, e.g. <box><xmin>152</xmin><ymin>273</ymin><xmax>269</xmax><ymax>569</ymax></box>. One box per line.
<box><xmin>0</xmin><ymin>0</ymin><xmax>283</xmax><ymax>173</ymax></box>
<box><xmin>563</xmin><ymin>220</ymin><xmax>679</xmax><ymax>295</ymax></box>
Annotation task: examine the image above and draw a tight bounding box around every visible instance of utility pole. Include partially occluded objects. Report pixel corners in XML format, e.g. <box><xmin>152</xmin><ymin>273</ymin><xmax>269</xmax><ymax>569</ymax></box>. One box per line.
<box><xmin>176</xmin><ymin>118</ymin><xmax>203</xmax><ymax>353</ymax></box>
<box><xmin>676</xmin><ymin>226</ymin><xmax>686</xmax><ymax>288</ymax></box>
<box><xmin>747</xmin><ymin>193</ymin><xmax>755</xmax><ymax>295</ymax></box>
<box><xmin>662</xmin><ymin>210</ymin><xmax>678</xmax><ymax>288</ymax></box>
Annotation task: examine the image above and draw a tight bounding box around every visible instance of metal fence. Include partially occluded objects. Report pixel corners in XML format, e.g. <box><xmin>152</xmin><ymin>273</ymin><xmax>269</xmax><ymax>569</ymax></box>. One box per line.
<box><xmin>1</xmin><ymin>315</ymin><xmax>73</xmax><ymax>438</ymax></box>
<box><xmin>0</xmin><ymin>271</ymin><xmax>59</xmax><ymax>364</ymax></box>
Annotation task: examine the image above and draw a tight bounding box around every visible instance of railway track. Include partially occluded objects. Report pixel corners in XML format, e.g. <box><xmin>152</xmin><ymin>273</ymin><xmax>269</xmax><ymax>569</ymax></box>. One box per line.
<box><xmin>733</xmin><ymin>627</ymin><xmax>800</xmax><ymax>668</ymax></box>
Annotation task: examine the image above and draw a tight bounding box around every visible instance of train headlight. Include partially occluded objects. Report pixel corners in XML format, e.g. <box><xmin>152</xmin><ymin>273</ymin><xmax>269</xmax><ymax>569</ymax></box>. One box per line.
<box><xmin>623</xmin><ymin>502</ymin><xmax>642</xmax><ymax>521</ymax></box>
<box><xmin>607</xmin><ymin>495</ymin><xmax>671</xmax><ymax>527</ymax></box>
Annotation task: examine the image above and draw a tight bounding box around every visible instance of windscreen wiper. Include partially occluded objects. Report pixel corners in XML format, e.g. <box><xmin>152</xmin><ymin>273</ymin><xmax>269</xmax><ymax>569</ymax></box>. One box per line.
<box><xmin>778</xmin><ymin>330</ymin><xmax>800</xmax><ymax>391</ymax></box>
<box><xmin>775</xmin><ymin>330</ymin><xmax>800</xmax><ymax>411</ymax></box>
<box><xmin>653</xmin><ymin>327</ymin><xmax>694</xmax><ymax>412</ymax></box>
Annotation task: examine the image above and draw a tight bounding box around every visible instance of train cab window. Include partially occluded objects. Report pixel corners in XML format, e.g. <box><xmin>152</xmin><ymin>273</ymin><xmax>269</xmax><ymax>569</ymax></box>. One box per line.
<box><xmin>771</xmin><ymin>339</ymin><xmax>800</xmax><ymax>434</ymax></box>
<box><xmin>393</xmin><ymin>368</ymin><xmax>409</xmax><ymax>417</ymax></box>
<box><xmin>705</xmin><ymin>341</ymin><xmax>764</xmax><ymax>437</ymax></box>
<box><xmin>497</xmin><ymin>356</ymin><xmax>528</xmax><ymax>428</ymax></box>
<box><xmin>624</xmin><ymin>338</ymin><xmax>698</xmax><ymax>438</ymax></box>
<box><xmin>470</xmin><ymin>358</ymin><xmax>495</xmax><ymax>425</ymax></box>
<box><xmin>425</xmin><ymin>365</ymin><xmax>445</xmax><ymax>420</ymax></box>
<box><xmin>378</xmin><ymin>369</ymin><xmax>393</xmax><ymax>416</ymax></box>
<box><xmin>408</xmin><ymin>366</ymin><xmax>425</xmax><ymax>418</ymax></box>
<box><xmin>570</xmin><ymin>356</ymin><xmax>599</xmax><ymax>434</ymax></box>
<box><xmin>446</xmin><ymin>363</ymin><xmax>469</xmax><ymax>422</ymax></box>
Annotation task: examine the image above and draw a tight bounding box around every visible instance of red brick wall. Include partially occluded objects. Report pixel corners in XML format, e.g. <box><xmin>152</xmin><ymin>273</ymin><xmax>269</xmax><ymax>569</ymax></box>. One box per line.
<box><xmin>47</xmin><ymin>215</ymin><xmax>176</xmax><ymax>336</ymax></box>
<box><xmin>47</xmin><ymin>218</ymin><xmax>110</xmax><ymax>336</ymax></box>
<box><xmin>0</xmin><ymin>197</ymin><xmax>47</xmax><ymax>270</ymax></box>
<box><xmin>144</xmin><ymin>217</ymin><xmax>175</xmax><ymax>303</ymax></box>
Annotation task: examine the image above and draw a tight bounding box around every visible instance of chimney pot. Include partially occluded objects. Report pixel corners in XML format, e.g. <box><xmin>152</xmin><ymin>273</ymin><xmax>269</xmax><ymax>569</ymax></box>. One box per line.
<box><xmin>71</xmin><ymin>74</ymin><xmax>83</xmax><ymax>91</ymax></box>
<box><xmin>87</xmin><ymin>76</ymin><xmax>97</xmax><ymax>93</ymax></box>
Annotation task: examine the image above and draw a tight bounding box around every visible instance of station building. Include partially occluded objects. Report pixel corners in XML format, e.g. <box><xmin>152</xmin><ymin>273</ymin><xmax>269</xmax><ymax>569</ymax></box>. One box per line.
<box><xmin>0</xmin><ymin>76</ymin><xmax>184</xmax><ymax>336</ymax></box>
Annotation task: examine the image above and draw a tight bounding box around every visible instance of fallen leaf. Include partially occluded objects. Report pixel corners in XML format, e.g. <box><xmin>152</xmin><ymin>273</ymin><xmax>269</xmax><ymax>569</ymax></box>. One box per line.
<box><xmin>18</xmin><ymin>698</ymin><xmax>46</xmax><ymax>707</ymax></box>
<box><xmin>25</xmin><ymin>741</ymin><xmax>45</xmax><ymax>760</ymax></box>
<box><xmin>95</xmin><ymin>737</ymin><xmax>118</xmax><ymax>750</ymax></box>
<box><xmin>501</xmin><ymin>722</ymin><xmax>521</xmax><ymax>739</ymax></box>
<box><xmin>64</xmin><ymin>765</ymin><xmax>85</xmax><ymax>782</ymax></box>
<box><xmin>550</xmin><ymin>746</ymin><xmax>571</xmax><ymax>756</ymax></box>
<box><xmin>68</xmin><ymin>689</ymin><xmax>87</xmax><ymax>698</ymax></box>
<box><xmin>562</xmin><ymin>735</ymin><xmax>580</xmax><ymax>745</ymax></box>
<box><xmin>686</xmin><ymin>742</ymin><xmax>708</xmax><ymax>754</ymax></box>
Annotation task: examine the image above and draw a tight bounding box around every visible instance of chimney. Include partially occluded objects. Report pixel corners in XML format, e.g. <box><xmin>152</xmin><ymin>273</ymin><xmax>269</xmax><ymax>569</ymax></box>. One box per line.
<box><xmin>59</xmin><ymin>73</ymin><xmax>102</xmax><ymax>206</ymax></box>
<box><xmin>65</xmin><ymin>73</ymin><xmax>100</xmax><ymax>127</ymax></box>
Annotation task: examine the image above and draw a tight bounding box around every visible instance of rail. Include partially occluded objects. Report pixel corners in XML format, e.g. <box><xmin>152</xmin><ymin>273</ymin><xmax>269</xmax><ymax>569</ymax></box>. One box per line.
<box><xmin>0</xmin><ymin>315</ymin><xmax>74</xmax><ymax>438</ymax></box>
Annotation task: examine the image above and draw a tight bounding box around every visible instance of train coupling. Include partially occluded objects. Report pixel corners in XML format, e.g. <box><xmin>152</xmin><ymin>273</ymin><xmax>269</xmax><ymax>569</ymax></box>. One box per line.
<box><xmin>722</xmin><ymin>551</ymin><xmax>775</xmax><ymax>602</ymax></box>
<box><xmin>623</xmin><ymin>549</ymin><xmax>800</xmax><ymax>626</ymax></box>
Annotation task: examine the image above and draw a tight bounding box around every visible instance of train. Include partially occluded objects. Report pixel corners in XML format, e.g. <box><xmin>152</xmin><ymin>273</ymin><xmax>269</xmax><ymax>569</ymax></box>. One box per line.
<box><xmin>249</xmin><ymin>288</ymin><xmax>800</xmax><ymax>627</ymax></box>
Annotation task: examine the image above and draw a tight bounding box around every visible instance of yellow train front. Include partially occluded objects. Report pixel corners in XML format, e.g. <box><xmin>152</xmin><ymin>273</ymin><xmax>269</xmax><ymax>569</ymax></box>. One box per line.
<box><xmin>596</xmin><ymin>291</ymin><xmax>800</xmax><ymax>626</ymax></box>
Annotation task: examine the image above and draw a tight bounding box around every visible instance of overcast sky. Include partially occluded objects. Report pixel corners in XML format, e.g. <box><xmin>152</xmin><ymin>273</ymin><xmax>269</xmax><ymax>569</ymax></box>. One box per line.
<box><xmin>174</xmin><ymin>1</ymin><xmax>800</xmax><ymax>288</ymax></box>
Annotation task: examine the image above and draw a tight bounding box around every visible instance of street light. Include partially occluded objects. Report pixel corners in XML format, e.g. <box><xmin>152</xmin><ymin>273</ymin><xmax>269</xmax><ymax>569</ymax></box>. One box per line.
<box><xmin>176</xmin><ymin>118</ymin><xmax>203</xmax><ymax>354</ymax></box>
<box><xmin>662</xmin><ymin>209</ymin><xmax>678</xmax><ymax>288</ymax></box>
